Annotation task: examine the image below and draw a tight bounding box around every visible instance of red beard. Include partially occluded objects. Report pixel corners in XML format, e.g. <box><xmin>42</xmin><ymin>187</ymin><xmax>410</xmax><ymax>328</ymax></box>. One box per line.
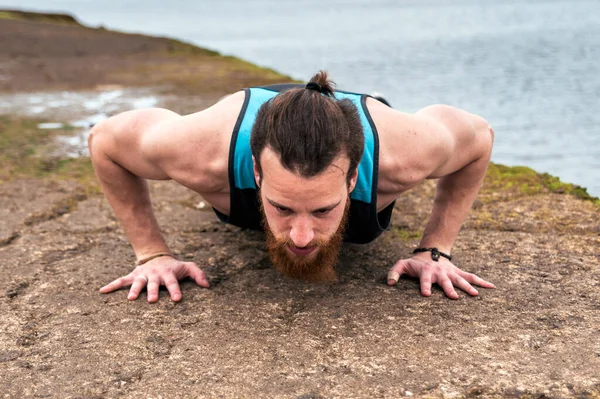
<box><xmin>260</xmin><ymin>197</ymin><xmax>350</xmax><ymax>282</ymax></box>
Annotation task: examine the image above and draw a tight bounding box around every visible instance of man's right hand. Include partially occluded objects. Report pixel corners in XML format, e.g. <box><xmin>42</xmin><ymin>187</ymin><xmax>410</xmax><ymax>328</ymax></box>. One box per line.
<box><xmin>99</xmin><ymin>256</ymin><xmax>210</xmax><ymax>303</ymax></box>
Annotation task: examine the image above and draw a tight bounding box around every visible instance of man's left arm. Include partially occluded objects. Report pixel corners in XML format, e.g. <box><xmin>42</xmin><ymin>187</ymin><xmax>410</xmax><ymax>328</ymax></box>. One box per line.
<box><xmin>387</xmin><ymin>105</ymin><xmax>496</xmax><ymax>299</ymax></box>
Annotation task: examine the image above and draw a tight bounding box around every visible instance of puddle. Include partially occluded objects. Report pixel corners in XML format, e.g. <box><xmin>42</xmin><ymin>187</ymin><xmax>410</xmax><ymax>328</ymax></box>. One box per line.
<box><xmin>38</xmin><ymin>122</ymin><xmax>65</xmax><ymax>129</ymax></box>
<box><xmin>0</xmin><ymin>87</ymin><xmax>162</xmax><ymax>157</ymax></box>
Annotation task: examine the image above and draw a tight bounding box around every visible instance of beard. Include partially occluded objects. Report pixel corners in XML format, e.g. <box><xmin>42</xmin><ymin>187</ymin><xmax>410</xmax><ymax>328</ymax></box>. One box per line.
<box><xmin>259</xmin><ymin>194</ymin><xmax>350</xmax><ymax>282</ymax></box>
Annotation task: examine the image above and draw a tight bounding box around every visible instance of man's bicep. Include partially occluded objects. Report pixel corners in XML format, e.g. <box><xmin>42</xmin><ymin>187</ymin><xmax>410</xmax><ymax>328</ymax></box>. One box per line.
<box><xmin>89</xmin><ymin>108</ymin><xmax>180</xmax><ymax>180</ymax></box>
<box><xmin>416</xmin><ymin>105</ymin><xmax>492</xmax><ymax>178</ymax></box>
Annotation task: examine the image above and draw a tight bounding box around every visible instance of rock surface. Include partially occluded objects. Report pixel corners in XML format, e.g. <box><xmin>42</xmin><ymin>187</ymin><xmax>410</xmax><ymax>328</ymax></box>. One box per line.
<box><xmin>0</xmin><ymin>178</ymin><xmax>599</xmax><ymax>398</ymax></box>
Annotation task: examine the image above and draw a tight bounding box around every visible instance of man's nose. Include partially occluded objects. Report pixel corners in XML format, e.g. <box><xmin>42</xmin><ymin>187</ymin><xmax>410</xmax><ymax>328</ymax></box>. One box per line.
<box><xmin>289</xmin><ymin>217</ymin><xmax>314</xmax><ymax>248</ymax></box>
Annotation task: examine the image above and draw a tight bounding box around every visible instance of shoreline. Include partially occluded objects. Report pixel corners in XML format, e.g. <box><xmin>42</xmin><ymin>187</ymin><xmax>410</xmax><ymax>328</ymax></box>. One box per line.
<box><xmin>0</xmin><ymin>9</ymin><xmax>296</xmax><ymax>95</ymax></box>
<box><xmin>1</xmin><ymin>10</ymin><xmax>597</xmax><ymax>204</ymax></box>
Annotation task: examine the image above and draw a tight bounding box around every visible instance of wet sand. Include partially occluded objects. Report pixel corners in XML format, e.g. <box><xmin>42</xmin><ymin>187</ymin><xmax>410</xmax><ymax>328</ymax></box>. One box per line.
<box><xmin>1</xmin><ymin>10</ymin><xmax>599</xmax><ymax>399</ymax></box>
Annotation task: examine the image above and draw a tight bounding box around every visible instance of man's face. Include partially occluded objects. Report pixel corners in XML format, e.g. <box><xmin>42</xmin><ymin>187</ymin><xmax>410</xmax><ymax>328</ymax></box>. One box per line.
<box><xmin>254</xmin><ymin>148</ymin><xmax>357</xmax><ymax>282</ymax></box>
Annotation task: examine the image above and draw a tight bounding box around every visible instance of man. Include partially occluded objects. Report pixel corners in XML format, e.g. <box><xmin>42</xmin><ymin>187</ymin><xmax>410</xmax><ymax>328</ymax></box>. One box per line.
<box><xmin>89</xmin><ymin>71</ymin><xmax>495</xmax><ymax>303</ymax></box>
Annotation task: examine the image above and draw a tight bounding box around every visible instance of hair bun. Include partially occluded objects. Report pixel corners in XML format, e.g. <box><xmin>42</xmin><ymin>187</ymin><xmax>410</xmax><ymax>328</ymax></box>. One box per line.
<box><xmin>305</xmin><ymin>82</ymin><xmax>322</xmax><ymax>93</ymax></box>
<box><xmin>306</xmin><ymin>70</ymin><xmax>335</xmax><ymax>97</ymax></box>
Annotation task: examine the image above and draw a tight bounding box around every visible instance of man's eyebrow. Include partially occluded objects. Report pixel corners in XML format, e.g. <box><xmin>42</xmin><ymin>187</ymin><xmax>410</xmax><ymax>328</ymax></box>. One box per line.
<box><xmin>266</xmin><ymin>198</ymin><xmax>342</xmax><ymax>213</ymax></box>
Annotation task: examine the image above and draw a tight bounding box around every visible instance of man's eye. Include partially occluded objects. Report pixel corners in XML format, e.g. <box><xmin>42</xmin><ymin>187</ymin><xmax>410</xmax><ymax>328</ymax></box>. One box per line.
<box><xmin>314</xmin><ymin>209</ymin><xmax>331</xmax><ymax>216</ymax></box>
<box><xmin>276</xmin><ymin>206</ymin><xmax>291</xmax><ymax>213</ymax></box>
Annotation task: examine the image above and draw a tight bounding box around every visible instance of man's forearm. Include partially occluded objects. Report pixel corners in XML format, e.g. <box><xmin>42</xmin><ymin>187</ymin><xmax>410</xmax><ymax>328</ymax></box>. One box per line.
<box><xmin>89</xmin><ymin>131</ymin><xmax>171</xmax><ymax>260</ymax></box>
<box><xmin>418</xmin><ymin>154</ymin><xmax>490</xmax><ymax>254</ymax></box>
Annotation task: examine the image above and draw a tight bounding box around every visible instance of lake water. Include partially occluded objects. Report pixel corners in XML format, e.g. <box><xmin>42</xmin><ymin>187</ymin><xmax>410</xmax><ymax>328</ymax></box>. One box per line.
<box><xmin>2</xmin><ymin>0</ymin><xmax>599</xmax><ymax>196</ymax></box>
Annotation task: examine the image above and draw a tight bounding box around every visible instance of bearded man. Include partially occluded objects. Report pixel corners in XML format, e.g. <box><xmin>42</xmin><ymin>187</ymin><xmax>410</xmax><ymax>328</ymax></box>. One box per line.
<box><xmin>89</xmin><ymin>71</ymin><xmax>495</xmax><ymax>303</ymax></box>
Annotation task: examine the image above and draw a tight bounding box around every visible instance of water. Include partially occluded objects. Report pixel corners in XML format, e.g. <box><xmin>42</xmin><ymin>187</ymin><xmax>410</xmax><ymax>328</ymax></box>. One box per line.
<box><xmin>1</xmin><ymin>0</ymin><xmax>599</xmax><ymax>196</ymax></box>
<box><xmin>0</xmin><ymin>88</ymin><xmax>161</xmax><ymax>156</ymax></box>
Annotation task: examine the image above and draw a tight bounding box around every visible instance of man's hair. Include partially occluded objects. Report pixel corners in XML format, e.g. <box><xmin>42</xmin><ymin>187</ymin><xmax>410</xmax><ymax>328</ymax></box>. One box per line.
<box><xmin>250</xmin><ymin>70</ymin><xmax>364</xmax><ymax>184</ymax></box>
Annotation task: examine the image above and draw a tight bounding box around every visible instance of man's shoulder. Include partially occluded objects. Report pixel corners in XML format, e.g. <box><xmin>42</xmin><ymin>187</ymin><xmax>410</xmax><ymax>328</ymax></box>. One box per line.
<box><xmin>367</xmin><ymin>100</ymin><xmax>457</xmax><ymax>190</ymax></box>
<box><xmin>147</xmin><ymin>91</ymin><xmax>247</xmax><ymax>193</ymax></box>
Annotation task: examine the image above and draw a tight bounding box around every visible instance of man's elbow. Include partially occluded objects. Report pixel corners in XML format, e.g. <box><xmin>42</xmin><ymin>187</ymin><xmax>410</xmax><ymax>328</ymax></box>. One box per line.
<box><xmin>483</xmin><ymin>122</ymin><xmax>494</xmax><ymax>157</ymax></box>
<box><xmin>469</xmin><ymin>113</ymin><xmax>494</xmax><ymax>158</ymax></box>
<box><xmin>88</xmin><ymin>121</ymin><xmax>107</xmax><ymax>161</ymax></box>
<box><xmin>87</xmin><ymin>119</ymin><xmax>119</xmax><ymax>167</ymax></box>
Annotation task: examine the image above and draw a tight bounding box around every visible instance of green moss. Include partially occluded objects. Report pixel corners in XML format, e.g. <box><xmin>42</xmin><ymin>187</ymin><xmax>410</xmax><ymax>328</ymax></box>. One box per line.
<box><xmin>482</xmin><ymin>163</ymin><xmax>599</xmax><ymax>206</ymax></box>
<box><xmin>221</xmin><ymin>55</ymin><xmax>300</xmax><ymax>82</ymax></box>
<box><xmin>389</xmin><ymin>226</ymin><xmax>422</xmax><ymax>241</ymax></box>
<box><xmin>165</xmin><ymin>39</ymin><xmax>222</xmax><ymax>57</ymax></box>
<box><xmin>539</xmin><ymin>172</ymin><xmax>598</xmax><ymax>203</ymax></box>
<box><xmin>0</xmin><ymin>9</ymin><xmax>81</xmax><ymax>25</ymax></box>
<box><xmin>0</xmin><ymin>115</ymin><xmax>98</xmax><ymax>191</ymax></box>
<box><xmin>483</xmin><ymin>164</ymin><xmax>542</xmax><ymax>195</ymax></box>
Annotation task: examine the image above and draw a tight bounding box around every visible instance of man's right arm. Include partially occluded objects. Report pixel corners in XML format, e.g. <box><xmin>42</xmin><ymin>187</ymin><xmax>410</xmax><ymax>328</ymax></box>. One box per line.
<box><xmin>88</xmin><ymin>108</ymin><xmax>210</xmax><ymax>302</ymax></box>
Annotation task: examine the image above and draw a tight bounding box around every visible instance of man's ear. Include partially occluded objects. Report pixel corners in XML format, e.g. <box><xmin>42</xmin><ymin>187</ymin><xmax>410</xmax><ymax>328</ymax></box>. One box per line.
<box><xmin>252</xmin><ymin>156</ymin><xmax>261</xmax><ymax>187</ymax></box>
<box><xmin>348</xmin><ymin>167</ymin><xmax>358</xmax><ymax>192</ymax></box>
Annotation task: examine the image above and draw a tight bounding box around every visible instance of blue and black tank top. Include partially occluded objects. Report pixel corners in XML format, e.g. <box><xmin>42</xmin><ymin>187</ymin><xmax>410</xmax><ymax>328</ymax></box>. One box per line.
<box><xmin>213</xmin><ymin>84</ymin><xmax>395</xmax><ymax>244</ymax></box>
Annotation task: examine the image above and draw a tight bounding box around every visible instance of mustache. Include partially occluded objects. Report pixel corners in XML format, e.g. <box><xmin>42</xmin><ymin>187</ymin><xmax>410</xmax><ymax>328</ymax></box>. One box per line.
<box><xmin>277</xmin><ymin>237</ymin><xmax>327</xmax><ymax>250</ymax></box>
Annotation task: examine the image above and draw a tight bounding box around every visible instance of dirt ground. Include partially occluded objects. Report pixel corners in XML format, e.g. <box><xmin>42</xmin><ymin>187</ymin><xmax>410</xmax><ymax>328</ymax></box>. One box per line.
<box><xmin>1</xmin><ymin>11</ymin><xmax>600</xmax><ymax>399</ymax></box>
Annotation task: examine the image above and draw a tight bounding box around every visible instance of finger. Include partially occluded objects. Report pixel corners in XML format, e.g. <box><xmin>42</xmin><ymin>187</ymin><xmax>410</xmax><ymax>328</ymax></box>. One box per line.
<box><xmin>186</xmin><ymin>264</ymin><xmax>210</xmax><ymax>288</ymax></box>
<box><xmin>163</xmin><ymin>274</ymin><xmax>182</xmax><ymax>302</ymax></box>
<box><xmin>419</xmin><ymin>269</ymin><xmax>433</xmax><ymax>297</ymax></box>
<box><xmin>438</xmin><ymin>275</ymin><xmax>459</xmax><ymax>300</ymax></box>
<box><xmin>461</xmin><ymin>272</ymin><xmax>495</xmax><ymax>288</ymax></box>
<box><xmin>452</xmin><ymin>275</ymin><xmax>479</xmax><ymax>296</ymax></box>
<box><xmin>99</xmin><ymin>275</ymin><xmax>134</xmax><ymax>294</ymax></box>
<box><xmin>387</xmin><ymin>271</ymin><xmax>400</xmax><ymax>286</ymax></box>
<box><xmin>146</xmin><ymin>276</ymin><xmax>160</xmax><ymax>303</ymax></box>
<box><xmin>127</xmin><ymin>275</ymin><xmax>148</xmax><ymax>301</ymax></box>
<box><xmin>387</xmin><ymin>261</ymin><xmax>407</xmax><ymax>286</ymax></box>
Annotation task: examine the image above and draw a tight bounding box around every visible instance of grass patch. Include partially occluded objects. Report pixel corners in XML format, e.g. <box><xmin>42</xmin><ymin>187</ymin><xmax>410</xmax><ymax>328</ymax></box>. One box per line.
<box><xmin>481</xmin><ymin>163</ymin><xmax>599</xmax><ymax>206</ymax></box>
<box><xmin>0</xmin><ymin>115</ymin><xmax>98</xmax><ymax>191</ymax></box>
<box><xmin>0</xmin><ymin>9</ymin><xmax>81</xmax><ymax>26</ymax></box>
<box><xmin>108</xmin><ymin>53</ymin><xmax>298</xmax><ymax>95</ymax></box>
<box><xmin>389</xmin><ymin>226</ymin><xmax>422</xmax><ymax>241</ymax></box>
<box><xmin>165</xmin><ymin>39</ymin><xmax>221</xmax><ymax>57</ymax></box>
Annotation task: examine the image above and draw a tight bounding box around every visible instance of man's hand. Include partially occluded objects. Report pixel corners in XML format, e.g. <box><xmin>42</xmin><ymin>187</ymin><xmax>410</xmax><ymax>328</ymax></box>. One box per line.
<box><xmin>386</xmin><ymin>252</ymin><xmax>494</xmax><ymax>299</ymax></box>
<box><xmin>99</xmin><ymin>256</ymin><xmax>210</xmax><ymax>303</ymax></box>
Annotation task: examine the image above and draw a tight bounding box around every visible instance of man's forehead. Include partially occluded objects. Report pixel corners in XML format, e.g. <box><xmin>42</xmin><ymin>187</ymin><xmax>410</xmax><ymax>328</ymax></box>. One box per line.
<box><xmin>262</xmin><ymin>174</ymin><xmax>344</xmax><ymax>204</ymax></box>
<box><xmin>259</xmin><ymin>147</ymin><xmax>350</xmax><ymax>177</ymax></box>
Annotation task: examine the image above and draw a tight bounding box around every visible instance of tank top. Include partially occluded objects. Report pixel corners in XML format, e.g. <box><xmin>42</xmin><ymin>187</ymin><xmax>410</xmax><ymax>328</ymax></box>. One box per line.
<box><xmin>213</xmin><ymin>84</ymin><xmax>394</xmax><ymax>244</ymax></box>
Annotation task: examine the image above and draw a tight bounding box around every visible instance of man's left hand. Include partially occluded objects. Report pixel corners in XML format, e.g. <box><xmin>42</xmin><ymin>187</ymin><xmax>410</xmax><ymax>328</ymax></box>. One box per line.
<box><xmin>386</xmin><ymin>252</ymin><xmax>495</xmax><ymax>299</ymax></box>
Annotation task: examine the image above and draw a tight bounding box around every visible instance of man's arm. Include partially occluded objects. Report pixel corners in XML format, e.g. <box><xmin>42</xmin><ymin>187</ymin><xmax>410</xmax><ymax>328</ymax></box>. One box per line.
<box><xmin>88</xmin><ymin>108</ymin><xmax>211</xmax><ymax>302</ymax></box>
<box><xmin>375</xmin><ymin>102</ymin><xmax>495</xmax><ymax>298</ymax></box>
<box><xmin>415</xmin><ymin>104</ymin><xmax>494</xmax><ymax>256</ymax></box>
<box><xmin>89</xmin><ymin>108</ymin><xmax>176</xmax><ymax>260</ymax></box>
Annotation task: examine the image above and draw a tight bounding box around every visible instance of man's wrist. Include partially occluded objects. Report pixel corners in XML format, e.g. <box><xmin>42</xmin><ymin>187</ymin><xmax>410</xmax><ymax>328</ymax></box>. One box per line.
<box><xmin>413</xmin><ymin>247</ymin><xmax>452</xmax><ymax>262</ymax></box>
<box><xmin>417</xmin><ymin>241</ymin><xmax>452</xmax><ymax>256</ymax></box>
<box><xmin>136</xmin><ymin>251</ymin><xmax>175</xmax><ymax>265</ymax></box>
